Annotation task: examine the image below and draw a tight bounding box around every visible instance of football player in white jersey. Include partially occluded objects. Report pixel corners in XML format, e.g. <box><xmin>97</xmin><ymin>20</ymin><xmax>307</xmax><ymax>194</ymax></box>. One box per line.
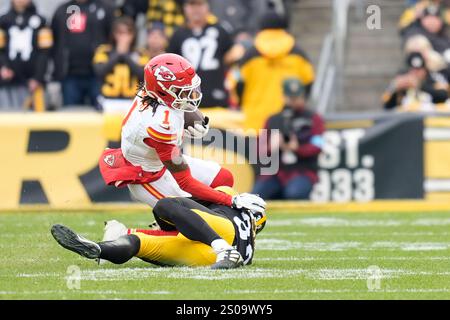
<box><xmin>98</xmin><ymin>53</ymin><xmax>265</xmax><ymax>265</ymax></box>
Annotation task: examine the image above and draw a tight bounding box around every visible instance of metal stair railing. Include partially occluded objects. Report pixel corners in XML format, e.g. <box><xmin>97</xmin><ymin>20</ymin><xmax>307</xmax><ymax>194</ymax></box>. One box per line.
<box><xmin>311</xmin><ymin>0</ymin><xmax>353</xmax><ymax>115</ymax></box>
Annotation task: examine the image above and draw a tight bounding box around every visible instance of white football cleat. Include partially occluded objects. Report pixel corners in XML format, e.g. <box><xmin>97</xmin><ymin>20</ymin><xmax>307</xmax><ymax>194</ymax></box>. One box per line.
<box><xmin>211</xmin><ymin>248</ymin><xmax>244</xmax><ymax>269</ymax></box>
<box><xmin>102</xmin><ymin>220</ymin><xmax>128</xmax><ymax>242</ymax></box>
<box><xmin>98</xmin><ymin>220</ymin><xmax>128</xmax><ymax>265</ymax></box>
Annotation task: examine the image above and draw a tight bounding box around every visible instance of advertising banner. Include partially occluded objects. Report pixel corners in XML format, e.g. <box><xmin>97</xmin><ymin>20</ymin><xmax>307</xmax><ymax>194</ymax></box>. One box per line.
<box><xmin>0</xmin><ymin>112</ymin><xmax>448</xmax><ymax>209</ymax></box>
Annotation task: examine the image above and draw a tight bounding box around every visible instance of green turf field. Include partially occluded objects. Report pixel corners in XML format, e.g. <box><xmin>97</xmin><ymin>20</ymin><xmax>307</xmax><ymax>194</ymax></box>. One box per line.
<box><xmin>0</xmin><ymin>210</ymin><xmax>449</xmax><ymax>299</ymax></box>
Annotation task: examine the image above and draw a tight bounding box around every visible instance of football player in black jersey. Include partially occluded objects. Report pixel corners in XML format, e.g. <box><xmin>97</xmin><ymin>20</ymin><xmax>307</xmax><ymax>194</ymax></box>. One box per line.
<box><xmin>50</xmin><ymin>187</ymin><xmax>266</xmax><ymax>269</ymax></box>
<box><xmin>167</xmin><ymin>0</ymin><xmax>234</xmax><ymax>108</ymax></box>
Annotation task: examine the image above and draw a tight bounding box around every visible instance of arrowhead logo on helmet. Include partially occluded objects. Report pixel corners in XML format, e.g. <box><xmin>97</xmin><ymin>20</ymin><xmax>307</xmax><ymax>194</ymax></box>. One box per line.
<box><xmin>154</xmin><ymin>66</ymin><xmax>177</xmax><ymax>82</ymax></box>
<box><xmin>144</xmin><ymin>53</ymin><xmax>202</xmax><ymax>112</ymax></box>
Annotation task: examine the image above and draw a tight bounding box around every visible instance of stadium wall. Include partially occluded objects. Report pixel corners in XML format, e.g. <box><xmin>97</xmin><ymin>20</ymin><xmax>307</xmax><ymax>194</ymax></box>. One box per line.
<box><xmin>1</xmin><ymin>111</ymin><xmax>450</xmax><ymax>211</ymax></box>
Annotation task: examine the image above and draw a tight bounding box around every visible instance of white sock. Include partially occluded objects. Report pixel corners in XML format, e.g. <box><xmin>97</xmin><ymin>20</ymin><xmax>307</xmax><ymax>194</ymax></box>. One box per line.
<box><xmin>211</xmin><ymin>239</ymin><xmax>232</xmax><ymax>254</ymax></box>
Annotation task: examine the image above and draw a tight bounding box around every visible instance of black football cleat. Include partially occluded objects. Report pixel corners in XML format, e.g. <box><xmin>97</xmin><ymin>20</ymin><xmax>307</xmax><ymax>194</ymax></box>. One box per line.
<box><xmin>211</xmin><ymin>249</ymin><xmax>244</xmax><ymax>270</ymax></box>
<box><xmin>51</xmin><ymin>224</ymin><xmax>101</xmax><ymax>259</ymax></box>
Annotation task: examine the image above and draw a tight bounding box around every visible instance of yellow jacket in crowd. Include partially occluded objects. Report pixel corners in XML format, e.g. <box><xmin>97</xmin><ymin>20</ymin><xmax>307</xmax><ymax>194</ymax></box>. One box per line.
<box><xmin>399</xmin><ymin>0</ymin><xmax>450</xmax><ymax>31</ymax></box>
<box><xmin>238</xmin><ymin>29</ymin><xmax>315</xmax><ymax>131</ymax></box>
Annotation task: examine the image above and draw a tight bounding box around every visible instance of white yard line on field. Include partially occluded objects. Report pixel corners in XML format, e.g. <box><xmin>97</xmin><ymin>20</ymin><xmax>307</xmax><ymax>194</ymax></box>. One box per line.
<box><xmin>11</xmin><ymin>267</ymin><xmax>450</xmax><ymax>282</ymax></box>
<box><xmin>0</xmin><ymin>257</ymin><xmax>62</xmax><ymax>264</ymax></box>
<box><xmin>0</xmin><ymin>290</ymin><xmax>171</xmax><ymax>296</ymax></box>
<box><xmin>262</xmin><ymin>231</ymin><xmax>449</xmax><ymax>237</ymax></box>
<box><xmin>256</xmin><ymin>239</ymin><xmax>362</xmax><ymax>251</ymax></box>
<box><xmin>225</xmin><ymin>288</ymin><xmax>450</xmax><ymax>294</ymax></box>
<box><xmin>81</xmin><ymin>267</ymin><xmax>308</xmax><ymax>281</ymax></box>
<box><xmin>412</xmin><ymin>218</ymin><xmax>450</xmax><ymax>226</ymax></box>
<box><xmin>268</xmin><ymin>218</ymin><xmax>404</xmax><ymax>227</ymax></box>
<box><xmin>1</xmin><ymin>288</ymin><xmax>449</xmax><ymax>297</ymax></box>
<box><xmin>256</xmin><ymin>239</ymin><xmax>450</xmax><ymax>251</ymax></box>
<box><xmin>310</xmin><ymin>268</ymin><xmax>450</xmax><ymax>280</ymax></box>
<box><xmin>268</xmin><ymin>217</ymin><xmax>450</xmax><ymax>227</ymax></box>
<box><xmin>257</xmin><ymin>256</ymin><xmax>450</xmax><ymax>261</ymax></box>
<box><xmin>371</xmin><ymin>242</ymin><xmax>450</xmax><ymax>251</ymax></box>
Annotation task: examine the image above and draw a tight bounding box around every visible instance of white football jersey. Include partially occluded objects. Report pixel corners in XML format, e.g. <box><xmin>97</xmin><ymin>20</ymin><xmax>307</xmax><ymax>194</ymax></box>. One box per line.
<box><xmin>121</xmin><ymin>96</ymin><xmax>185</xmax><ymax>172</ymax></box>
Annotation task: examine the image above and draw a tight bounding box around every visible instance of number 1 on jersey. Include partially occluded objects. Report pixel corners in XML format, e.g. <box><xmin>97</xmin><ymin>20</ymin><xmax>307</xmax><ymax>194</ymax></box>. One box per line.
<box><xmin>161</xmin><ymin>110</ymin><xmax>170</xmax><ymax>129</ymax></box>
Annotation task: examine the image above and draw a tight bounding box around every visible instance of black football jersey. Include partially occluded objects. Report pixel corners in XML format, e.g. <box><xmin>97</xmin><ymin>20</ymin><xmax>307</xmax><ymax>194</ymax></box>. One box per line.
<box><xmin>0</xmin><ymin>6</ymin><xmax>50</xmax><ymax>84</ymax></box>
<box><xmin>168</xmin><ymin>23</ymin><xmax>233</xmax><ymax>108</ymax></box>
<box><xmin>207</xmin><ymin>203</ymin><xmax>256</xmax><ymax>265</ymax></box>
<box><xmin>93</xmin><ymin>45</ymin><xmax>148</xmax><ymax>99</ymax></box>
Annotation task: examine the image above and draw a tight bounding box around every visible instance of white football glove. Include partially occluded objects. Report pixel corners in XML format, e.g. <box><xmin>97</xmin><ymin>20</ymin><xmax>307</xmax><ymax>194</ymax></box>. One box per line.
<box><xmin>232</xmin><ymin>193</ymin><xmax>266</xmax><ymax>213</ymax></box>
<box><xmin>184</xmin><ymin>117</ymin><xmax>209</xmax><ymax>139</ymax></box>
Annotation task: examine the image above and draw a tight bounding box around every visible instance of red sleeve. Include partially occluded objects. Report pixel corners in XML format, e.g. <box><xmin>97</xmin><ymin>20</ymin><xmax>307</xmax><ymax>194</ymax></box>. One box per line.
<box><xmin>171</xmin><ymin>169</ymin><xmax>232</xmax><ymax>206</ymax></box>
<box><xmin>144</xmin><ymin>138</ymin><xmax>233</xmax><ymax>206</ymax></box>
<box><xmin>144</xmin><ymin>138</ymin><xmax>180</xmax><ymax>161</ymax></box>
<box><xmin>296</xmin><ymin>114</ymin><xmax>325</xmax><ymax>158</ymax></box>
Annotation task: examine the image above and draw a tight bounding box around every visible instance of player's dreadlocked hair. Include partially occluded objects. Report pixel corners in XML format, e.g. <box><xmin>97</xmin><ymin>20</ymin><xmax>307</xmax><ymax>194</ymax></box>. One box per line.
<box><xmin>136</xmin><ymin>81</ymin><xmax>159</xmax><ymax>115</ymax></box>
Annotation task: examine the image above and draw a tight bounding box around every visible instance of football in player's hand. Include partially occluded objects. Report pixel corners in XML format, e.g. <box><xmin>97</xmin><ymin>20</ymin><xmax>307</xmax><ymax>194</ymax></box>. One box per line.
<box><xmin>184</xmin><ymin>109</ymin><xmax>206</xmax><ymax>129</ymax></box>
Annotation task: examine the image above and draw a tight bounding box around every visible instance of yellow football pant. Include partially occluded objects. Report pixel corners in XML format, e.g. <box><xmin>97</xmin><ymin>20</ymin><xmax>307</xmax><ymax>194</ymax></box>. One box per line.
<box><xmin>133</xmin><ymin>209</ymin><xmax>235</xmax><ymax>267</ymax></box>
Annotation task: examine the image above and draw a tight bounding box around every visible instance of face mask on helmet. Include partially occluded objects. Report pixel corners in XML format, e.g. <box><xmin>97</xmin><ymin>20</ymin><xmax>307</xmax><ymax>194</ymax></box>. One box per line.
<box><xmin>168</xmin><ymin>75</ymin><xmax>202</xmax><ymax>112</ymax></box>
<box><xmin>251</xmin><ymin>211</ymin><xmax>267</xmax><ymax>235</ymax></box>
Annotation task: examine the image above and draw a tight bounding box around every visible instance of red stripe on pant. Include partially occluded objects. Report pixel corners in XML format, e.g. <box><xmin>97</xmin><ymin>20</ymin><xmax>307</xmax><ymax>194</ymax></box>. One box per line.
<box><xmin>128</xmin><ymin>229</ymin><xmax>179</xmax><ymax>236</ymax></box>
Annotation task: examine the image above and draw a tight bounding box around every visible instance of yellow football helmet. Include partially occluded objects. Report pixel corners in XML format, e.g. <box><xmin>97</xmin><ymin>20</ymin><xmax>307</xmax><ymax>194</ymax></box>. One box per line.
<box><xmin>253</xmin><ymin>211</ymin><xmax>267</xmax><ymax>234</ymax></box>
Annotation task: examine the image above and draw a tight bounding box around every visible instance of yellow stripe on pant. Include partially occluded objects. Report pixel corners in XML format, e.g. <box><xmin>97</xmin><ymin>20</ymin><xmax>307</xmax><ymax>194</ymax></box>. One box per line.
<box><xmin>134</xmin><ymin>209</ymin><xmax>235</xmax><ymax>267</ymax></box>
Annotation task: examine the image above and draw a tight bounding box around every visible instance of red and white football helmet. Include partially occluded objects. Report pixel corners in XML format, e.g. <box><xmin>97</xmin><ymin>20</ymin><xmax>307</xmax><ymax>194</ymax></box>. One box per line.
<box><xmin>143</xmin><ymin>53</ymin><xmax>202</xmax><ymax>112</ymax></box>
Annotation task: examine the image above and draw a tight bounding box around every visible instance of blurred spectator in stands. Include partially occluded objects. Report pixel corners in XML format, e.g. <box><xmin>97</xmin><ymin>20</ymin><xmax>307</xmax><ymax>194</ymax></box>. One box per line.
<box><xmin>225</xmin><ymin>31</ymin><xmax>254</xmax><ymax>109</ymax></box>
<box><xmin>146</xmin><ymin>22</ymin><xmax>167</xmax><ymax>58</ymax></box>
<box><xmin>51</xmin><ymin>0</ymin><xmax>114</xmax><ymax>108</ymax></box>
<box><xmin>168</xmin><ymin>0</ymin><xmax>234</xmax><ymax>108</ymax></box>
<box><xmin>0</xmin><ymin>0</ymin><xmax>52</xmax><ymax>111</ymax></box>
<box><xmin>383</xmin><ymin>51</ymin><xmax>449</xmax><ymax>111</ymax></box>
<box><xmin>406</xmin><ymin>0</ymin><xmax>421</xmax><ymax>6</ymax></box>
<box><xmin>404</xmin><ymin>34</ymin><xmax>447</xmax><ymax>69</ymax></box>
<box><xmin>93</xmin><ymin>16</ymin><xmax>148</xmax><ymax>113</ymax></box>
<box><xmin>400</xmin><ymin>1</ymin><xmax>450</xmax><ymax>55</ymax></box>
<box><xmin>122</xmin><ymin>0</ymin><xmax>184</xmax><ymax>38</ymax></box>
<box><xmin>237</xmin><ymin>11</ymin><xmax>315</xmax><ymax>131</ymax></box>
<box><xmin>209</xmin><ymin>0</ymin><xmax>290</xmax><ymax>37</ymax></box>
<box><xmin>404</xmin><ymin>34</ymin><xmax>450</xmax><ymax>80</ymax></box>
<box><xmin>400</xmin><ymin>0</ymin><xmax>446</xmax><ymax>34</ymax></box>
<box><xmin>0</xmin><ymin>2</ymin><xmax>8</xmax><ymax>14</ymax></box>
<box><xmin>208</xmin><ymin>0</ymin><xmax>297</xmax><ymax>100</ymax></box>
<box><xmin>253</xmin><ymin>78</ymin><xmax>324</xmax><ymax>200</ymax></box>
